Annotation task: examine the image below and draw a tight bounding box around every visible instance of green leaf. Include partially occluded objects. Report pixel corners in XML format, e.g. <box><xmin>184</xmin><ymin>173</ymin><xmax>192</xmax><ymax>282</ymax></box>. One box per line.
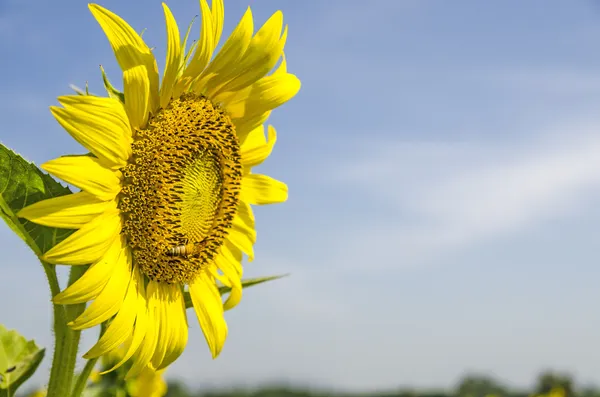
<box><xmin>0</xmin><ymin>144</ymin><xmax>74</xmax><ymax>256</ymax></box>
<box><xmin>70</xmin><ymin>82</ymin><xmax>91</xmax><ymax>96</ymax></box>
<box><xmin>184</xmin><ymin>274</ymin><xmax>289</xmax><ymax>309</ymax></box>
<box><xmin>100</xmin><ymin>65</ymin><xmax>125</xmax><ymax>103</ymax></box>
<box><xmin>0</xmin><ymin>325</ymin><xmax>45</xmax><ymax>397</ymax></box>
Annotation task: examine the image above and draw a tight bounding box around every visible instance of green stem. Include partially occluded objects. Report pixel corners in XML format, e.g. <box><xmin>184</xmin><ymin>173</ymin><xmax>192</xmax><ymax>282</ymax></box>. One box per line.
<box><xmin>45</xmin><ymin>264</ymin><xmax>88</xmax><ymax>397</ymax></box>
<box><xmin>70</xmin><ymin>357</ymin><xmax>99</xmax><ymax>397</ymax></box>
<box><xmin>42</xmin><ymin>261</ymin><xmax>62</xmax><ymax>298</ymax></box>
<box><xmin>70</xmin><ymin>323</ymin><xmax>105</xmax><ymax>397</ymax></box>
<box><xmin>42</xmin><ymin>260</ymin><xmax>68</xmax><ymax>397</ymax></box>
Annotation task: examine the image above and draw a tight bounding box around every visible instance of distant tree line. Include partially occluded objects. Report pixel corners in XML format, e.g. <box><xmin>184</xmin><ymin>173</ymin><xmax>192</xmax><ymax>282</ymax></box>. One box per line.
<box><xmin>164</xmin><ymin>371</ymin><xmax>600</xmax><ymax>397</ymax></box>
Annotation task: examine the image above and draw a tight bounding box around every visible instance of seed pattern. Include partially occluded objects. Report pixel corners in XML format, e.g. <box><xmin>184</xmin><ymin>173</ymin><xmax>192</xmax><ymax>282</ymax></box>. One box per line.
<box><xmin>119</xmin><ymin>94</ymin><xmax>242</xmax><ymax>284</ymax></box>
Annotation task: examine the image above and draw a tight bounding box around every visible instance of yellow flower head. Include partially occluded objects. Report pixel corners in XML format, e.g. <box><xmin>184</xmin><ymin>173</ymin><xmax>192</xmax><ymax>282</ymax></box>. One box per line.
<box><xmin>18</xmin><ymin>0</ymin><xmax>299</xmax><ymax>377</ymax></box>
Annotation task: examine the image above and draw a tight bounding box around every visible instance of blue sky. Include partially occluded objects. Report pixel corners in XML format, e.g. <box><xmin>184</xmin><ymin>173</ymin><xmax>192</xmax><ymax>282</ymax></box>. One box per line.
<box><xmin>2</xmin><ymin>0</ymin><xmax>600</xmax><ymax>392</ymax></box>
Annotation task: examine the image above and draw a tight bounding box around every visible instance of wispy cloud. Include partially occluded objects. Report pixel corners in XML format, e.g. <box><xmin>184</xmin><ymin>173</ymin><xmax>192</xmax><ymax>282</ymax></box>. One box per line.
<box><xmin>333</xmin><ymin>122</ymin><xmax>600</xmax><ymax>269</ymax></box>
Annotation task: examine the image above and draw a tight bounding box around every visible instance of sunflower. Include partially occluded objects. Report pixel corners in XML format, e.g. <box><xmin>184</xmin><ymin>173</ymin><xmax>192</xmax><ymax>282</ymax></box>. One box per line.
<box><xmin>18</xmin><ymin>0</ymin><xmax>299</xmax><ymax>376</ymax></box>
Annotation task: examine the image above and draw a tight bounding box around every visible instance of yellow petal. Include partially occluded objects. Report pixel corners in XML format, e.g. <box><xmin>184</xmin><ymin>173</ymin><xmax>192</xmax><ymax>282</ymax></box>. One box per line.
<box><xmin>210</xmin><ymin>266</ymin><xmax>230</xmax><ymax>288</ymax></box>
<box><xmin>147</xmin><ymin>282</ymin><xmax>168</xmax><ymax>369</ymax></box>
<box><xmin>215</xmin><ymin>243</ymin><xmax>243</xmax><ymax>310</ymax></box>
<box><xmin>159</xmin><ymin>3</ymin><xmax>181</xmax><ymax>109</ymax></box>
<box><xmin>222</xmin><ymin>283</ymin><xmax>242</xmax><ymax>311</ymax></box>
<box><xmin>189</xmin><ymin>272</ymin><xmax>227</xmax><ymax>358</ymax></box>
<box><xmin>123</xmin><ymin>65</ymin><xmax>150</xmax><ymax>130</ymax></box>
<box><xmin>150</xmin><ymin>283</ymin><xmax>188</xmax><ymax>370</ymax></box>
<box><xmin>194</xmin><ymin>8</ymin><xmax>253</xmax><ymax>94</ymax></box>
<box><xmin>222</xmin><ymin>284</ymin><xmax>242</xmax><ymax>311</ymax></box>
<box><xmin>184</xmin><ymin>0</ymin><xmax>224</xmax><ymax>96</ymax></box>
<box><xmin>236</xmin><ymin>199</ymin><xmax>255</xmax><ymax>228</ymax></box>
<box><xmin>240</xmin><ymin>125</ymin><xmax>266</xmax><ymax>150</ymax></box>
<box><xmin>220</xmin><ymin>241</ymin><xmax>243</xmax><ymax>279</ymax></box>
<box><xmin>225</xmin><ymin>73</ymin><xmax>300</xmax><ymax>120</ymax></box>
<box><xmin>17</xmin><ymin>191</ymin><xmax>110</xmax><ymax>229</ymax></box>
<box><xmin>42</xmin><ymin>206</ymin><xmax>121</xmax><ymax>265</ymax></box>
<box><xmin>89</xmin><ymin>4</ymin><xmax>159</xmax><ymax>115</ymax></box>
<box><xmin>181</xmin><ymin>0</ymin><xmax>214</xmax><ymax>82</ymax></box>
<box><xmin>210</xmin><ymin>12</ymin><xmax>286</xmax><ymax>97</ymax></box>
<box><xmin>234</xmin><ymin>111</ymin><xmax>271</xmax><ymax>145</ymax></box>
<box><xmin>161</xmin><ymin>312</ymin><xmax>187</xmax><ymax>370</ymax></box>
<box><xmin>227</xmin><ymin>201</ymin><xmax>256</xmax><ymax>260</ymax></box>
<box><xmin>83</xmin><ymin>256</ymin><xmax>139</xmax><ymax>357</ymax></box>
<box><xmin>68</xmin><ymin>245</ymin><xmax>132</xmax><ymax>330</ymax></box>
<box><xmin>53</xmin><ymin>236</ymin><xmax>124</xmax><ymax>304</ymax></box>
<box><xmin>227</xmin><ymin>219</ymin><xmax>255</xmax><ymax>261</ymax></box>
<box><xmin>41</xmin><ymin>156</ymin><xmax>121</xmax><ymax>201</ymax></box>
<box><xmin>51</xmin><ymin>96</ymin><xmax>132</xmax><ymax>169</ymax></box>
<box><xmin>127</xmin><ymin>301</ymin><xmax>159</xmax><ymax>378</ymax></box>
<box><xmin>102</xmin><ymin>269</ymin><xmax>149</xmax><ymax>374</ymax></box>
<box><xmin>211</xmin><ymin>0</ymin><xmax>224</xmax><ymax>45</ymax></box>
<box><xmin>241</xmin><ymin>174</ymin><xmax>287</xmax><ymax>205</ymax></box>
<box><xmin>241</xmin><ymin>125</ymin><xmax>276</xmax><ymax>169</ymax></box>
<box><xmin>273</xmin><ymin>52</ymin><xmax>287</xmax><ymax>75</ymax></box>
<box><xmin>178</xmin><ymin>16</ymin><xmax>197</xmax><ymax>76</ymax></box>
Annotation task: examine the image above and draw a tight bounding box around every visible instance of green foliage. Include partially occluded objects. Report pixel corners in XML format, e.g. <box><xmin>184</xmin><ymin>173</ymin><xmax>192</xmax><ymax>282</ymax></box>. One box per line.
<box><xmin>100</xmin><ymin>66</ymin><xmax>125</xmax><ymax>103</ymax></box>
<box><xmin>0</xmin><ymin>145</ymin><xmax>81</xmax><ymax>396</ymax></box>
<box><xmin>164</xmin><ymin>385</ymin><xmax>453</xmax><ymax>397</ymax></box>
<box><xmin>456</xmin><ymin>374</ymin><xmax>508</xmax><ymax>397</ymax></box>
<box><xmin>0</xmin><ymin>144</ymin><xmax>74</xmax><ymax>256</ymax></box>
<box><xmin>535</xmin><ymin>372</ymin><xmax>574</xmax><ymax>397</ymax></box>
<box><xmin>161</xmin><ymin>372</ymin><xmax>587</xmax><ymax>397</ymax></box>
<box><xmin>70</xmin><ymin>82</ymin><xmax>90</xmax><ymax>96</ymax></box>
<box><xmin>0</xmin><ymin>325</ymin><xmax>45</xmax><ymax>397</ymax></box>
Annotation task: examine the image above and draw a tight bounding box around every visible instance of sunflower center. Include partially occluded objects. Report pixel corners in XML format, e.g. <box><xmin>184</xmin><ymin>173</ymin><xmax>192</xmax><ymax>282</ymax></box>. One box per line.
<box><xmin>119</xmin><ymin>94</ymin><xmax>242</xmax><ymax>284</ymax></box>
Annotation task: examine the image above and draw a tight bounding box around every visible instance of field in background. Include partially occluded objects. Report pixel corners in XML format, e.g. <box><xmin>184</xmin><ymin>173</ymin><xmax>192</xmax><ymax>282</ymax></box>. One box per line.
<box><xmin>163</xmin><ymin>371</ymin><xmax>600</xmax><ymax>397</ymax></box>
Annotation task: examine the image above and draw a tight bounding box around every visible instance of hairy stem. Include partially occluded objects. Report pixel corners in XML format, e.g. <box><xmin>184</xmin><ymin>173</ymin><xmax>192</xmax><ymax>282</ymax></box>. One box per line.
<box><xmin>70</xmin><ymin>321</ymin><xmax>105</xmax><ymax>397</ymax></box>
<box><xmin>45</xmin><ymin>264</ymin><xmax>88</xmax><ymax>397</ymax></box>
<box><xmin>70</xmin><ymin>356</ymin><xmax>99</xmax><ymax>397</ymax></box>
<box><xmin>43</xmin><ymin>261</ymin><xmax>67</xmax><ymax>397</ymax></box>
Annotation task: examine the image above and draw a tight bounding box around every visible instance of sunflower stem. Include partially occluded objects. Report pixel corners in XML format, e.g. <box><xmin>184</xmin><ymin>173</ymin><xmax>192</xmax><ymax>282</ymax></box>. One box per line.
<box><xmin>70</xmin><ymin>322</ymin><xmax>105</xmax><ymax>397</ymax></box>
<box><xmin>42</xmin><ymin>260</ymin><xmax>69</xmax><ymax>397</ymax></box>
<box><xmin>45</xmin><ymin>264</ymin><xmax>88</xmax><ymax>397</ymax></box>
<box><xmin>70</xmin><ymin>357</ymin><xmax>99</xmax><ymax>397</ymax></box>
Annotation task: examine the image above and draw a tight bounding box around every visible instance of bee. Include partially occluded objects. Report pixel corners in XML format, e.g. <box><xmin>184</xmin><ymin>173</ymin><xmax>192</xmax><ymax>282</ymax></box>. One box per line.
<box><xmin>167</xmin><ymin>239</ymin><xmax>196</xmax><ymax>257</ymax></box>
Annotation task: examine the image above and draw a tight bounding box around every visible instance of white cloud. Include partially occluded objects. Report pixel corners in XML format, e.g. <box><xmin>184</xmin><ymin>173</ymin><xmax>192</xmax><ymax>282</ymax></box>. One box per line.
<box><xmin>333</xmin><ymin>122</ymin><xmax>600</xmax><ymax>269</ymax></box>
